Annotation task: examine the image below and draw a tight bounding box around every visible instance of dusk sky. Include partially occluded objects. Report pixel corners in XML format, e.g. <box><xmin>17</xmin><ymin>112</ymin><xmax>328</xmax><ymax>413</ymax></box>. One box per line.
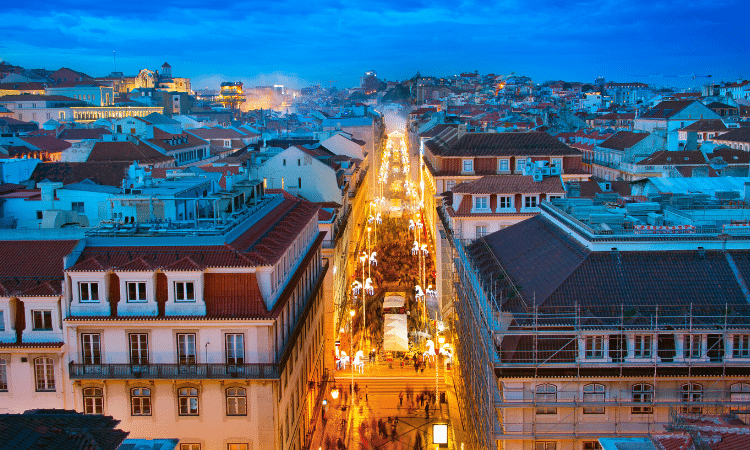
<box><xmin>1</xmin><ymin>0</ymin><xmax>747</xmax><ymax>90</ymax></box>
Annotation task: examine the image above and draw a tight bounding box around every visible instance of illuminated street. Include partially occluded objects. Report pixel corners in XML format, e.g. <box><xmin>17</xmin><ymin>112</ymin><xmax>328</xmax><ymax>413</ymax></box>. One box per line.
<box><xmin>311</xmin><ymin>121</ymin><xmax>463</xmax><ymax>449</ymax></box>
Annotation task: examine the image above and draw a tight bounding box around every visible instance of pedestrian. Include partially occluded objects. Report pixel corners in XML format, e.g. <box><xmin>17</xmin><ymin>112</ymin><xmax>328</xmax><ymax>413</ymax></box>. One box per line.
<box><xmin>425</xmin><ymin>401</ymin><xmax>430</xmax><ymax>419</ymax></box>
<box><xmin>418</xmin><ymin>393</ymin><xmax>423</xmax><ymax>407</ymax></box>
<box><xmin>399</xmin><ymin>390</ymin><xmax>404</xmax><ymax>406</ymax></box>
<box><xmin>365</xmin><ymin>385</ymin><xmax>368</xmax><ymax>402</ymax></box>
<box><xmin>391</xmin><ymin>423</ymin><xmax>397</xmax><ymax>440</ymax></box>
<box><xmin>337</xmin><ymin>438</ymin><xmax>346</xmax><ymax>450</ymax></box>
<box><xmin>325</xmin><ymin>436</ymin><xmax>332</xmax><ymax>450</ymax></box>
<box><xmin>414</xmin><ymin>359</ymin><xmax>419</xmax><ymax>373</ymax></box>
<box><xmin>354</xmin><ymin>382</ymin><xmax>359</xmax><ymax>396</ymax></box>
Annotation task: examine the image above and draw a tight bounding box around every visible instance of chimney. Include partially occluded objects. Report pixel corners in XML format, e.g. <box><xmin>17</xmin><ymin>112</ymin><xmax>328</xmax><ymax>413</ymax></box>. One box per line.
<box><xmin>457</xmin><ymin>123</ymin><xmax>468</xmax><ymax>139</ymax></box>
<box><xmin>745</xmin><ymin>181</ymin><xmax>750</xmax><ymax>200</ymax></box>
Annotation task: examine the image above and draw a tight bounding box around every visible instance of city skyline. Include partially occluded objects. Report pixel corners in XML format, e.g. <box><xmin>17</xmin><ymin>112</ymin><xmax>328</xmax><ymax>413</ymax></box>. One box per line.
<box><xmin>1</xmin><ymin>0</ymin><xmax>747</xmax><ymax>89</ymax></box>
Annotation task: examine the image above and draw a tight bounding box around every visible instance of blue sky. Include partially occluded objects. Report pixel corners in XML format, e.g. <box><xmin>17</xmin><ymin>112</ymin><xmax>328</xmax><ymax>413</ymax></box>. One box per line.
<box><xmin>1</xmin><ymin>0</ymin><xmax>747</xmax><ymax>90</ymax></box>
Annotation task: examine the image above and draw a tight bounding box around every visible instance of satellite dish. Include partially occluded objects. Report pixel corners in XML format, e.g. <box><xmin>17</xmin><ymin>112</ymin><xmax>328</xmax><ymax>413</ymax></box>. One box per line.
<box><xmin>709</xmin><ymin>156</ymin><xmax>728</xmax><ymax>171</ymax></box>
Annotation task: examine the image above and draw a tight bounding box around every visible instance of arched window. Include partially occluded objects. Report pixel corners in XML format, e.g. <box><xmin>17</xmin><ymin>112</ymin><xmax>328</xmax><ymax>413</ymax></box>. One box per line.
<box><xmin>83</xmin><ymin>387</ymin><xmax>103</xmax><ymax>414</ymax></box>
<box><xmin>226</xmin><ymin>387</ymin><xmax>247</xmax><ymax>416</ymax></box>
<box><xmin>681</xmin><ymin>383</ymin><xmax>703</xmax><ymax>414</ymax></box>
<box><xmin>583</xmin><ymin>383</ymin><xmax>605</xmax><ymax>414</ymax></box>
<box><xmin>131</xmin><ymin>387</ymin><xmax>151</xmax><ymax>416</ymax></box>
<box><xmin>34</xmin><ymin>357</ymin><xmax>55</xmax><ymax>392</ymax></box>
<box><xmin>535</xmin><ymin>384</ymin><xmax>557</xmax><ymax>414</ymax></box>
<box><xmin>178</xmin><ymin>387</ymin><xmax>199</xmax><ymax>415</ymax></box>
<box><xmin>632</xmin><ymin>383</ymin><xmax>653</xmax><ymax>414</ymax></box>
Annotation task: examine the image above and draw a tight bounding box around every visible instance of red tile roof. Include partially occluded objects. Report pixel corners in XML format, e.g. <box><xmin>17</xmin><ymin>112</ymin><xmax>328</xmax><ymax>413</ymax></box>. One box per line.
<box><xmin>439</xmin><ymin>132</ymin><xmax>579</xmax><ymax>157</ymax></box>
<box><xmin>88</xmin><ymin>141</ymin><xmax>175</xmax><ymax>165</ymax></box>
<box><xmin>598</xmin><ymin>131</ymin><xmax>650</xmax><ymax>150</ymax></box>
<box><xmin>19</xmin><ymin>135</ymin><xmax>71</xmax><ymax>153</ymax></box>
<box><xmin>188</xmin><ymin>127</ymin><xmax>248</xmax><ymax>140</ymax></box>
<box><xmin>639</xmin><ymin>100</ymin><xmax>696</xmax><ymax>119</ymax></box>
<box><xmin>29</xmin><ymin>161</ymin><xmax>132</xmax><ymax>187</ymax></box>
<box><xmin>0</xmin><ymin>240</ymin><xmax>79</xmax><ymax>297</ymax></box>
<box><xmin>679</xmin><ymin>119</ymin><xmax>728</xmax><ymax>132</ymax></box>
<box><xmin>146</xmin><ymin>129</ymin><xmax>208</xmax><ymax>152</ymax></box>
<box><xmin>636</xmin><ymin>150</ymin><xmax>706</xmax><ymax>166</ymax></box>
<box><xmin>58</xmin><ymin>127</ymin><xmax>111</xmax><ymax>140</ymax></box>
<box><xmin>452</xmin><ymin>175</ymin><xmax>565</xmax><ymax>195</ymax></box>
<box><xmin>712</xmin><ymin>127</ymin><xmax>750</xmax><ymax>143</ymax></box>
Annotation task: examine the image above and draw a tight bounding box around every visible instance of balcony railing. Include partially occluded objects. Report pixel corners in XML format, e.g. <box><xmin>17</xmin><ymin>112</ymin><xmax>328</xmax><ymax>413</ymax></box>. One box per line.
<box><xmin>69</xmin><ymin>363</ymin><xmax>280</xmax><ymax>380</ymax></box>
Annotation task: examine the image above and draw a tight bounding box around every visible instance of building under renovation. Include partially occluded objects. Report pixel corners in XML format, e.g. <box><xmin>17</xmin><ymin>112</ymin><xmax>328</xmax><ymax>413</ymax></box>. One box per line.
<box><xmin>445</xmin><ymin>194</ymin><xmax>750</xmax><ymax>450</ymax></box>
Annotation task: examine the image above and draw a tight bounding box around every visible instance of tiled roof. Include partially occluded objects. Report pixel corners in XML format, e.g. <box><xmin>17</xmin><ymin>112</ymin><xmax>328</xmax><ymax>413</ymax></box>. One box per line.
<box><xmin>30</xmin><ymin>161</ymin><xmax>132</xmax><ymax>187</ymax></box>
<box><xmin>636</xmin><ymin>150</ymin><xmax>706</xmax><ymax>166</ymax></box>
<box><xmin>598</xmin><ymin>131</ymin><xmax>650</xmax><ymax>150</ymax></box>
<box><xmin>678</xmin><ymin>119</ymin><xmax>728</xmax><ymax>132</ymax></box>
<box><xmin>471</xmin><ymin>215</ymin><xmax>750</xmax><ymax>312</ymax></box>
<box><xmin>88</xmin><ymin>141</ymin><xmax>175</xmax><ymax>165</ymax></box>
<box><xmin>0</xmin><ymin>94</ymin><xmax>83</xmax><ymax>103</ymax></box>
<box><xmin>707</xmin><ymin>148</ymin><xmax>750</xmax><ymax>164</ymax></box>
<box><xmin>68</xmin><ymin>245</ymin><xmax>253</xmax><ymax>271</ymax></box>
<box><xmin>707</xmin><ymin>101</ymin><xmax>737</xmax><ymax>109</ymax></box>
<box><xmin>452</xmin><ymin>175</ymin><xmax>565</xmax><ymax>195</ymax></box>
<box><xmin>146</xmin><ymin>129</ymin><xmax>208</xmax><ymax>152</ymax></box>
<box><xmin>439</xmin><ymin>132</ymin><xmax>579</xmax><ymax>157</ymax></box>
<box><xmin>639</xmin><ymin>100</ymin><xmax>695</xmax><ymax>119</ymax></box>
<box><xmin>19</xmin><ymin>136</ymin><xmax>71</xmax><ymax>153</ymax></box>
<box><xmin>0</xmin><ymin>410</ymin><xmax>128</xmax><ymax>450</ymax></box>
<box><xmin>0</xmin><ymin>183</ymin><xmax>25</xmax><ymax>194</ymax></box>
<box><xmin>0</xmin><ymin>240</ymin><xmax>78</xmax><ymax>297</ymax></box>
<box><xmin>0</xmin><ymin>341</ymin><xmax>64</xmax><ymax>349</ymax></box>
<box><xmin>712</xmin><ymin>127</ymin><xmax>750</xmax><ymax>143</ymax></box>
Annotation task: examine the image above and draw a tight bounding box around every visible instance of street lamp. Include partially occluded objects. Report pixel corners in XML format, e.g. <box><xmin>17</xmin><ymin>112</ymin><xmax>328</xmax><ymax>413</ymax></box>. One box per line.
<box><xmin>349</xmin><ymin>309</ymin><xmax>355</xmax><ymax>406</ymax></box>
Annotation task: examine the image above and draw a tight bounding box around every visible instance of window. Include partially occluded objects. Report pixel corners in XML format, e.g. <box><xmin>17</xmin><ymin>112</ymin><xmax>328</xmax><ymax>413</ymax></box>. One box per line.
<box><xmin>445</xmin><ymin>180</ymin><xmax>455</xmax><ymax>192</ymax></box>
<box><xmin>585</xmin><ymin>336</ymin><xmax>604</xmax><ymax>358</ymax></box>
<box><xmin>552</xmin><ymin>158</ymin><xmax>562</xmax><ymax>169</ymax></box>
<box><xmin>71</xmin><ymin>202</ymin><xmax>85</xmax><ymax>213</ymax></box>
<box><xmin>177</xmin><ymin>334</ymin><xmax>196</xmax><ymax>364</ymax></box>
<box><xmin>535</xmin><ymin>384</ymin><xmax>557</xmax><ymax>414</ymax></box>
<box><xmin>226</xmin><ymin>387</ymin><xmax>247</xmax><ymax>416</ymax></box>
<box><xmin>516</xmin><ymin>158</ymin><xmax>526</xmax><ymax>171</ymax></box>
<box><xmin>681</xmin><ymin>383</ymin><xmax>703</xmax><ymax>414</ymax></box>
<box><xmin>79</xmin><ymin>282</ymin><xmax>99</xmax><ymax>302</ymax></box>
<box><xmin>32</xmin><ymin>310</ymin><xmax>53</xmax><ymax>331</ymax></box>
<box><xmin>498</xmin><ymin>196</ymin><xmax>512</xmax><ymax>209</ymax></box>
<box><xmin>297</xmin><ymin>159</ymin><xmax>301</xmax><ymax>166</ymax></box>
<box><xmin>734</xmin><ymin>335</ymin><xmax>750</xmax><ymax>358</ymax></box>
<box><xmin>180</xmin><ymin>445</ymin><xmax>201</xmax><ymax>450</ymax></box>
<box><xmin>83</xmin><ymin>387</ymin><xmax>103</xmax><ymax>414</ymax></box>
<box><xmin>0</xmin><ymin>310</ymin><xmax>4</xmax><ymax>331</ymax></box>
<box><xmin>298</xmin><ymin>177</ymin><xmax>302</xmax><ymax>188</ymax></box>
<box><xmin>632</xmin><ymin>383</ymin><xmax>653</xmax><ymax>414</ymax></box>
<box><xmin>462</xmin><ymin>159</ymin><xmax>473</xmax><ymax>173</ymax></box>
<box><xmin>36</xmin><ymin>211</ymin><xmax>43</xmax><ymax>220</ymax></box>
<box><xmin>225</xmin><ymin>334</ymin><xmax>244</xmax><ymax>365</ymax></box>
<box><xmin>178</xmin><ymin>387</ymin><xmax>199</xmax><ymax>415</ymax></box>
<box><xmin>0</xmin><ymin>358</ymin><xmax>7</xmax><ymax>391</ymax></box>
<box><xmin>127</xmin><ymin>282</ymin><xmax>147</xmax><ymax>302</ymax></box>
<box><xmin>535</xmin><ymin>442</ymin><xmax>556</xmax><ymax>450</ymax></box>
<box><xmin>583</xmin><ymin>384</ymin><xmax>605</xmax><ymax>414</ymax></box>
<box><xmin>684</xmin><ymin>334</ymin><xmax>702</xmax><ymax>359</ymax></box>
<box><xmin>129</xmin><ymin>334</ymin><xmax>149</xmax><ymax>365</ymax></box>
<box><xmin>730</xmin><ymin>383</ymin><xmax>750</xmax><ymax>413</ymax></box>
<box><xmin>634</xmin><ymin>335</ymin><xmax>652</xmax><ymax>358</ymax></box>
<box><xmin>131</xmin><ymin>387</ymin><xmax>152</xmax><ymax>416</ymax></box>
<box><xmin>175</xmin><ymin>281</ymin><xmax>195</xmax><ymax>302</ymax></box>
<box><xmin>524</xmin><ymin>196</ymin><xmax>538</xmax><ymax>208</ymax></box>
<box><xmin>283</xmin><ymin>159</ymin><xmax>287</xmax><ymax>166</ymax></box>
<box><xmin>499</xmin><ymin>159</ymin><xmax>509</xmax><ymax>171</ymax></box>
<box><xmin>583</xmin><ymin>442</ymin><xmax>602</xmax><ymax>450</ymax></box>
<box><xmin>474</xmin><ymin>196</ymin><xmax>489</xmax><ymax>210</ymax></box>
<box><xmin>81</xmin><ymin>333</ymin><xmax>101</xmax><ymax>365</ymax></box>
<box><xmin>228</xmin><ymin>445</ymin><xmax>248</xmax><ymax>450</ymax></box>
<box><xmin>223</xmin><ymin>139</ymin><xmax>231</xmax><ymax>148</ymax></box>
<box><xmin>476</xmin><ymin>225</ymin><xmax>488</xmax><ymax>238</ymax></box>
<box><xmin>34</xmin><ymin>357</ymin><xmax>55</xmax><ymax>391</ymax></box>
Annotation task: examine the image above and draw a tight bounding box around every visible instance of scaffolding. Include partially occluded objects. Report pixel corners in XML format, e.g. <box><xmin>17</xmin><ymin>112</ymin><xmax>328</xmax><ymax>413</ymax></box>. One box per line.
<box><xmin>440</xmin><ymin>205</ymin><xmax>750</xmax><ymax>448</ymax></box>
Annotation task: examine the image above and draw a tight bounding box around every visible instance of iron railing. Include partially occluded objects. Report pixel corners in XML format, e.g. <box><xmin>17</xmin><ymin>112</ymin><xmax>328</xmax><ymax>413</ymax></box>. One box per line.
<box><xmin>69</xmin><ymin>363</ymin><xmax>280</xmax><ymax>380</ymax></box>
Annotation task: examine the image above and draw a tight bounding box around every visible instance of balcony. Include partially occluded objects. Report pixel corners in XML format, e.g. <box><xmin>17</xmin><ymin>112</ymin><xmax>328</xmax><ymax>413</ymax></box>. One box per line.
<box><xmin>69</xmin><ymin>363</ymin><xmax>280</xmax><ymax>380</ymax></box>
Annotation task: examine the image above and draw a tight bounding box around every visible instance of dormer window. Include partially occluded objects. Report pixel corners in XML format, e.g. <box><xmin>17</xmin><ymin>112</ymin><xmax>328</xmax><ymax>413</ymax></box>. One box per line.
<box><xmin>79</xmin><ymin>282</ymin><xmax>100</xmax><ymax>303</ymax></box>
<box><xmin>473</xmin><ymin>196</ymin><xmax>489</xmax><ymax>211</ymax></box>
<box><xmin>462</xmin><ymin>159</ymin><xmax>473</xmax><ymax>173</ymax></box>
<box><xmin>126</xmin><ymin>282</ymin><xmax>148</xmax><ymax>303</ymax></box>
<box><xmin>498</xmin><ymin>159</ymin><xmax>509</xmax><ymax>172</ymax></box>
<box><xmin>32</xmin><ymin>310</ymin><xmax>53</xmax><ymax>331</ymax></box>
<box><xmin>224</xmin><ymin>139</ymin><xmax>231</xmax><ymax>148</ymax></box>
<box><xmin>175</xmin><ymin>281</ymin><xmax>195</xmax><ymax>302</ymax></box>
